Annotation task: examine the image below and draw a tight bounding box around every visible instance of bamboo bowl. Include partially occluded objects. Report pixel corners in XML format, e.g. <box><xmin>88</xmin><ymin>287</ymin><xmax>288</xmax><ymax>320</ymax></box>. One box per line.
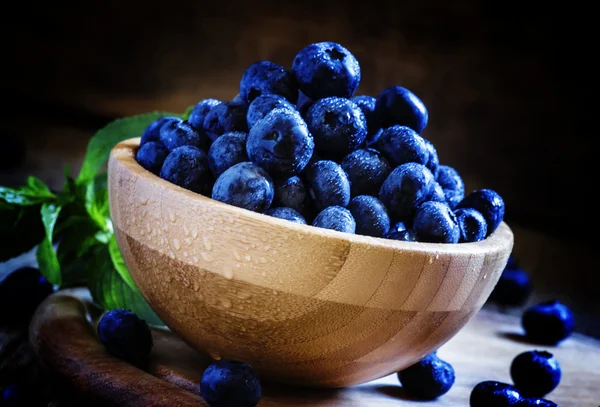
<box><xmin>108</xmin><ymin>138</ymin><xmax>514</xmax><ymax>388</ymax></box>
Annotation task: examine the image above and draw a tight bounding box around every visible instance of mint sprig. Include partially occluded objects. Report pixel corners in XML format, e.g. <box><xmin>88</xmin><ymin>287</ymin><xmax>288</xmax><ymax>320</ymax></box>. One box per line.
<box><xmin>0</xmin><ymin>108</ymin><xmax>191</xmax><ymax>324</ymax></box>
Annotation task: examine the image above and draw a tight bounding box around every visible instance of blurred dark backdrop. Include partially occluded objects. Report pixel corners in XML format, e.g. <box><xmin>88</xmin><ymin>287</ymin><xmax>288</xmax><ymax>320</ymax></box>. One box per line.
<box><xmin>1</xmin><ymin>1</ymin><xmax>597</xmax><ymax>336</ymax></box>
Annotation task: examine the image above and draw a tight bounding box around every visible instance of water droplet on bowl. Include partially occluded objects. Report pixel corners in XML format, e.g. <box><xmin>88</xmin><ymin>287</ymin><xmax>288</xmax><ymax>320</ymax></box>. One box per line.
<box><xmin>172</xmin><ymin>239</ymin><xmax>181</xmax><ymax>251</ymax></box>
<box><xmin>203</xmin><ymin>236</ymin><xmax>213</xmax><ymax>251</ymax></box>
<box><xmin>223</xmin><ymin>266</ymin><xmax>234</xmax><ymax>280</ymax></box>
<box><xmin>183</xmin><ymin>224</ymin><xmax>190</xmax><ymax>236</ymax></box>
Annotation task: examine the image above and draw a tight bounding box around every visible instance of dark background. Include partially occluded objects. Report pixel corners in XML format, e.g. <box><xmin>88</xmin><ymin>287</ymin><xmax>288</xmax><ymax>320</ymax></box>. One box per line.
<box><xmin>1</xmin><ymin>1</ymin><xmax>597</xmax><ymax>337</ymax></box>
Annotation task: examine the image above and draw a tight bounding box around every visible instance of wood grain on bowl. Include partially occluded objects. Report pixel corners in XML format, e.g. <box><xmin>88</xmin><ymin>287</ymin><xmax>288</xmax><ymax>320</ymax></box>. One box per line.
<box><xmin>107</xmin><ymin>138</ymin><xmax>514</xmax><ymax>388</ymax></box>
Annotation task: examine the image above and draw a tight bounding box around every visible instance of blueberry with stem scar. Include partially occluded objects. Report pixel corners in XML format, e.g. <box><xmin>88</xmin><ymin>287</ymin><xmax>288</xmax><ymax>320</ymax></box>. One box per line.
<box><xmin>212</xmin><ymin>162</ymin><xmax>274</xmax><ymax>213</ymax></box>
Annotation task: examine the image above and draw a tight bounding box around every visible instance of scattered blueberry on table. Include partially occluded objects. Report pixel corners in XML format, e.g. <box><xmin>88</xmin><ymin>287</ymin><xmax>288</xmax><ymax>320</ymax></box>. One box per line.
<box><xmin>489</xmin><ymin>259</ymin><xmax>533</xmax><ymax>307</ymax></box>
<box><xmin>470</xmin><ymin>380</ymin><xmax>522</xmax><ymax>407</ymax></box>
<box><xmin>97</xmin><ymin>309</ymin><xmax>153</xmax><ymax>367</ymax></box>
<box><xmin>510</xmin><ymin>350</ymin><xmax>561</xmax><ymax>398</ymax></box>
<box><xmin>397</xmin><ymin>352</ymin><xmax>456</xmax><ymax>400</ymax></box>
<box><xmin>522</xmin><ymin>300</ymin><xmax>574</xmax><ymax>345</ymax></box>
<box><xmin>135</xmin><ymin>40</ymin><xmax>506</xmax><ymax>243</ymax></box>
<box><xmin>200</xmin><ymin>360</ymin><xmax>262</xmax><ymax>407</ymax></box>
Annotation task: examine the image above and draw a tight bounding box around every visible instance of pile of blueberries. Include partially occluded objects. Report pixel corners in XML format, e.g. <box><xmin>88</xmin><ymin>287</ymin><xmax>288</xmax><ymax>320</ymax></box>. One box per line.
<box><xmin>136</xmin><ymin>41</ymin><xmax>505</xmax><ymax>243</ymax></box>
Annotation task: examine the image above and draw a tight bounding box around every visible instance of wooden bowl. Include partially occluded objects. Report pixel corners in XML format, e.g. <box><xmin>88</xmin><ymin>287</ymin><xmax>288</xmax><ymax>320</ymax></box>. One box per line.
<box><xmin>108</xmin><ymin>138</ymin><xmax>514</xmax><ymax>388</ymax></box>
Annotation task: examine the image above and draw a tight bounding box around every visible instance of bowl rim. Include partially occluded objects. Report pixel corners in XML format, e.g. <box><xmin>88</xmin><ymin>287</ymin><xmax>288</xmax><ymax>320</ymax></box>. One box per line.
<box><xmin>110</xmin><ymin>137</ymin><xmax>513</xmax><ymax>257</ymax></box>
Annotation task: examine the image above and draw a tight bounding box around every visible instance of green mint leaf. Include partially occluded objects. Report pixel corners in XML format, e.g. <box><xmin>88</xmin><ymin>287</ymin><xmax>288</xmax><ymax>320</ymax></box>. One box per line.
<box><xmin>87</xmin><ymin>244</ymin><xmax>163</xmax><ymax>326</ymax></box>
<box><xmin>36</xmin><ymin>203</ymin><xmax>63</xmax><ymax>285</ymax></box>
<box><xmin>0</xmin><ymin>204</ymin><xmax>45</xmax><ymax>262</ymax></box>
<box><xmin>76</xmin><ymin>111</ymin><xmax>183</xmax><ymax>185</ymax></box>
<box><xmin>108</xmin><ymin>235</ymin><xmax>137</xmax><ymax>291</ymax></box>
<box><xmin>0</xmin><ymin>176</ymin><xmax>55</xmax><ymax>206</ymax></box>
<box><xmin>182</xmin><ymin>104</ymin><xmax>195</xmax><ymax>120</ymax></box>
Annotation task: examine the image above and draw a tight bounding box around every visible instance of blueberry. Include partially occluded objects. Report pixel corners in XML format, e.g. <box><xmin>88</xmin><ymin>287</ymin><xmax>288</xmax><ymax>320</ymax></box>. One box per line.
<box><xmin>273</xmin><ymin>176</ymin><xmax>314</xmax><ymax>220</ymax></box>
<box><xmin>160</xmin><ymin>145</ymin><xmax>211</xmax><ymax>195</ymax></box>
<box><xmin>385</xmin><ymin>229</ymin><xmax>417</xmax><ymax>242</ymax></box>
<box><xmin>200</xmin><ymin>360</ymin><xmax>261</xmax><ymax>407</ymax></box>
<box><xmin>454</xmin><ymin>208</ymin><xmax>488</xmax><ymax>243</ymax></box>
<box><xmin>305</xmin><ymin>160</ymin><xmax>351</xmax><ymax>211</ymax></box>
<box><xmin>423</xmin><ymin>138</ymin><xmax>440</xmax><ymax>178</ymax></box>
<box><xmin>140</xmin><ymin>116</ymin><xmax>180</xmax><ymax>146</ymax></box>
<box><xmin>375</xmin><ymin>86</ymin><xmax>428</xmax><ymax>133</ymax></box>
<box><xmin>136</xmin><ymin>141</ymin><xmax>169</xmax><ymax>175</ymax></box>
<box><xmin>292</xmin><ymin>41</ymin><xmax>360</xmax><ymax>100</ymax></box>
<box><xmin>347</xmin><ymin>195</ymin><xmax>390</xmax><ymax>237</ymax></box>
<box><xmin>159</xmin><ymin>119</ymin><xmax>204</xmax><ymax>151</ymax></box>
<box><xmin>470</xmin><ymin>381</ymin><xmax>522</xmax><ymax>407</ymax></box>
<box><xmin>312</xmin><ymin>206</ymin><xmax>356</xmax><ymax>234</ymax></box>
<box><xmin>263</xmin><ymin>207</ymin><xmax>306</xmax><ymax>224</ymax></box>
<box><xmin>203</xmin><ymin>101</ymin><xmax>248</xmax><ymax>142</ymax></box>
<box><xmin>379</xmin><ymin>162</ymin><xmax>436</xmax><ymax>221</ymax></box>
<box><xmin>212</xmin><ymin>162</ymin><xmax>274</xmax><ymax>212</ymax></box>
<box><xmin>397</xmin><ymin>353</ymin><xmax>455</xmax><ymax>400</ymax></box>
<box><xmin>436</xmin><ymin>165</ymin><xmax>465</xmax><ymax>209</ymax></box>
<box><xmin>246</xmin><ymin>108</ymin><xmax>314</xmax><ymax>176</ymax></box>
<box><xmin>340</xmin><ymin>148</ymin><xmax>391</xmax><ymax>197</ymax></box>
<box><xmin>456</xmin><ymin>189</ymin><xmax>505</xmax><ymax>236</ymax></box>
<box><xmin>246</xmin><ymin>94</ymin><xmax>296</xmax><ymax>128</ymax></box>
<box><xmin>240</xmin><ymin>61</ymin><xmax>298</xmax><ymax>105</ymax></box>
<box><xmin>188</xmin><ymin>98</ymin><xmax>221</xmax><ymax>131</ymax></box>
<box><xmin>305</xmin><ymin>97</ymin><xmax>367</xmax><ymax>157</ymax></box>
<box><xmin>522</xmin><ymin>300</ymin><xmax>574</xmax><ymax>345</ymax></box>
<box><xmin>350</xmin><ymin>95</ymin><xmax>378</xmax><ymax>135</ymax></box>
<box><xmin>489</xmin><ymin>267</ymin><xmax>533</xmax><ymax>307</ymax></box>
<box><xmin>97</xmin><ymin>309</ymin><xmax>153</xmax><ymax>367</ymax></box>
<box><xmin>516</xmin><ymin>397</ymin><xmax>558</xmax><ymax>407</ymax></box>
<box><xmin>296</xmin><ymin>90</ymin><xmax>314</xmax><ymax>119</ymax></box>
<box><xmin>0</xmin><ymin>266</ymin><xmax>54</xmax><ymax>324</ymax></box>
<box><xmin>413</xmin><ymin>201</ymin><xmax>460</xmax><ymax>243</ymax></box>
<box><xmin>372</xmin><ymin>125</ymin><xmax>429</xmax><ymax>168</ymax></box>
<box><xmin>510</xmin><ymin>350</ymin><xmax>561</xmax><ymax>398</ymax></box>
<box><xmin>207</xmin><ymin>131</ymin><xmax>248</xmax><ymax>179</ymax></box>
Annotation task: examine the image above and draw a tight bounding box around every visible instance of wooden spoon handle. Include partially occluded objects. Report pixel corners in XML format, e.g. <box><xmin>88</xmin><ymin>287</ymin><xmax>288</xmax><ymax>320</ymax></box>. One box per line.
<box><xmin>29</xmin><ymin>292</ymin><xmax>208</xmax><ymax>407</ymax></box>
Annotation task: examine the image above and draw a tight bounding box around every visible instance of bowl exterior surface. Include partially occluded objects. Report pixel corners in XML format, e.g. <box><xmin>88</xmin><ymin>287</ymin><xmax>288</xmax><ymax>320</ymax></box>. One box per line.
<box><xmin>108</xmin><ymin>138</ymin><xmax>514</xmax><ymax>387</ymax></box>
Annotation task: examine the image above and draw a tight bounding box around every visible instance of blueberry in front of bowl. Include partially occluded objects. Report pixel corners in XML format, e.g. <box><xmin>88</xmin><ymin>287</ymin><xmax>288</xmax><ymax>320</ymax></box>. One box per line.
<box><xmin>246</xmin><ymin>108</ymin><xmax>314</xmax><ymax>176</ymax></box>
<box><xmin>423</xmin><ymin>137</ymin><xmax>440</xmax><ymax>178</ymax></box>
<box><xmin>489</xmin><ymin>266</ymin><xmax>533</xmax><ymax>307</ymax></box>
<box><xmin>379</xmin><ymin>162</ymin><xmax>436</xmax><ymax>222</ymax></box>
<box><xmin>292</xmin><ymin>41</ymin><xmax>361</xmax><ymax>100</ymax></box>
<box><xmin>350</xmin><ymin>95</ymin><xmax>378</xmax><ymax>135</ymax></box>
<box><xmin>304</xmin><ymin>97</ymin><xmax>367</xmax><ymax>157</ymax></box>
<box><xmin>158</xmin><ymin>119</ymin><xmax>205</xmax><ymax>152</ymax></box>
<box><xmin>0</xmin><ymin>267</ymin><xmax>54</xmax><ymax>324</ymax></box>
<box><xmin>340</xmin><ymin>148</ymin><xmax>391</xmax><ymax>197</ymax></box>
<box><xmin>97</xmin><ymin>309</ymin><xmax>153</xmax><ymax>367</ymax></box>
<box><xmin>510</xmin><ymin>350</ymin><xmax>561</xmax><ymax>398</ymax></box>
<box><xmin>239</xmin><ymin>61</ymin><xmax>298</xmax><ymax>105</ymax></box>
<box><xmin>413</xmin><ymin>201</ymin><xmax>460</xmax><ymax>243</ymax></box>
<box><xmin>522</xmin><ymin>300</ymin><xmax>574</xmax><ymax>345</ymax></box>
<box><xmin>436</xmin><ymin>164</ymin><xmax>465</xmax><ymax>209</ymax></box>
<box><xmin>136</xmin><ymin>141</ymin><xmax>170</xmax><ymax>175</ymax></box>
<box><xmin>456</xmin><ymin>188</ymin><xmax>505</xmax><ymax>236</ymax></box>
<box><xmin>188</xmin><ymin>98</ymin><xmax>222</xmax><ymax>131</ymax></box>
<box><xmin>200</xmin><ymin>360</ymin><xmax>262</xmax><ymax>407</ymax></box>
<box><xmin>470</xmin><ymin>381</ymin><xmax>522</xmax><ymax>407</ymax></box>
<box><xmin>375</xmin><ymin>85</ymin><xmax>428</xmax><ymax>133</ymax></box>
<box><xmin>347</xmin><ymin>195</ymin><xmax>390</xmax><ymax>237</ymax></box>
<box><xmin>159</xmin><ymin>145</ymin><xmax>212</xmax><ymax>195</ymax></box>
<box><xmin>385</xmin><ymin>229</ymin><xmax>417</xmax><ymax>241</ymax></box>
<box><xmin>273</xmin><ymin>175</ymin><xmax>314</xmax><ymax>220</ymax></box>
<box><xmin>312</xmin><ymin>205</ymin><xmax>356</xmax><ymax>233</ymax></box>
<box><xmin>397</xmin><ymin>352</ymin><xmax>455</xmax><ymax>400</ymax></box>
<box><xmin>515</xmin><ymin>397</ymin><xmax>558</xmax><ymax>406</ymax></box>
<box><xmin>140</xmin><ymin>116</ymin><xmax>180</xmax><ymax>146</ymax></box>
<box><xmin>212</xmin><ymin>162</ymin><xmax>274</xmax><ymax>213</ymax></box>
<box><xmin>207</xmin><ymin>131</ymin><xmax>248</xmax><ymax>179</ymax></box>
<box><xmin>263</xmin><ymin>206</ymin><xmax>307</xmax><ymax>224</ymax></box>
<box><xmin>454</xmin><ymin>207</ymin><xmax>487</xmax><ymax>243</ymax></box>
<box><xmin>305</xmin><ymin>160</ymin><xmax>351</xmax><ymax>211</ymax></box>
<box><xmin>203</xmin><ymin>101</ymin><xmax>248</xmax><ymax>142</ymax></box>
<box><xmin>372</xmin><ymin>125</ymin><xmax>430</xmax><ymax>168</ymax></box>
<box><xmin>246</xmin><ymin>94</ymin><xmax>297</xmax><ymax>128</ymax></box>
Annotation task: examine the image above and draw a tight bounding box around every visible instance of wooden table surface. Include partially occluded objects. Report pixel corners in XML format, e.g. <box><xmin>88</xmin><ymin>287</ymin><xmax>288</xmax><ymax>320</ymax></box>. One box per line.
<box><xmin>24</xmin><ymin>288</ymin><xmax>600</xmax><ymax>407</ymax></box>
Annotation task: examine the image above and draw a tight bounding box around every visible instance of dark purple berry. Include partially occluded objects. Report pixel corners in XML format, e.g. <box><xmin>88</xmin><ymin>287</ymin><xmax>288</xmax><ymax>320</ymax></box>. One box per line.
<box><xmin>212</xmin><ymin>162</ymin><xmax>274</xmax><ymax>213</ymax></box>
<box><xmin>375</xmin><ymin>85</ymin><xmax>428</xmax><ymax>133</ymax></box>
<box><xmin>239</xmin><ymin>61</ymin><xmax>298</xmax><ymax>104</ymax></box>
<box><xmin>470</xmin><ymin>381</ymin><xmax>522</xmax><ymax>407</ymax></box>
<box><xmin>522</xmin><ymin>300</ymin><xmax>574</xmax><ymax>345</ymax></box>
<box><xmin>413</xmin><ymin>201</ymin><xmax>460</xmax><ymax>243</ymax></box>
<box><xmin>510</xmin><ymin>350</ymin><xmax>561</xmax><ymax>398</ymax></box>
<box><xmin>454</xmin><ymin>208</ymin><xmax>487</xmax><ymax>243</ymax></box>
<box><xmin>456</xmin><ymin>189</ymin><xmax>505</xmax><ymax>236</ymax></box>
<box><xmin>347</xmin><ymin>195</ymin><xmax>391</xmax><ymax>238</ymax></box>
<box><xmin>397</xmin><ymin>353</ymin><xmax>455</xmax><ymax>400</ymax></box>
<box><xmin>263</xmin><ymin>207</ymin><xmax>306</xmax><ymax>224</ymax></box>
<box><xmin>312</xmin><ymin>206</ymin><xmax>356</xmax><ymax>234</ymax></box>
<box><xmin>97</xmin><ymin>309</ymin><xmax>153</xmax><ymax>367</ymax></box>
<box><xmin>200</xmin><ymin>360</ymin><xmax>262</xmax><ymax>407</ymax></box>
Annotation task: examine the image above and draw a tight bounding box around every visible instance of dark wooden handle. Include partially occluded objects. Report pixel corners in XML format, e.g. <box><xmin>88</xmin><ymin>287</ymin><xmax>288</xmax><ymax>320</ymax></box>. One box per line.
<box><xmin>28</xmin><ymin>292</ymin><xmax>208</xmax><ymax>407</ymax></box>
